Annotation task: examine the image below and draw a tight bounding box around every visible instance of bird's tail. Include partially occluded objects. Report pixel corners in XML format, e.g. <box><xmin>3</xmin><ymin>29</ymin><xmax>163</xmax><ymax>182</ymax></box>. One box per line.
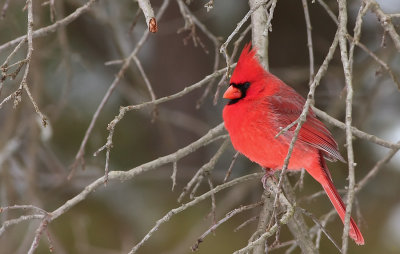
<box><xmin>320</xmin><ymin>170</ymin><xmax>365</xmax><ymax>245</ymax></box>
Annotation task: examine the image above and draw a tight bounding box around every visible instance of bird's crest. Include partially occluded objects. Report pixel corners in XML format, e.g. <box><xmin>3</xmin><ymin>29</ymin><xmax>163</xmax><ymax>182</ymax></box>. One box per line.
<box><xmin>230</xmin><ymin>43</ymin><xmax>265</xmax><ymax>84</ymax></box>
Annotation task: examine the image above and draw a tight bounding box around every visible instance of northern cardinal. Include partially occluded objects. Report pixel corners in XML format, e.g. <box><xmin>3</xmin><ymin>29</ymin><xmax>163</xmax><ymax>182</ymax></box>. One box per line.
<box><xmin>222</xmin><ymin>43</ymin><xmax>364</xmax><ymax>245</ymax></box>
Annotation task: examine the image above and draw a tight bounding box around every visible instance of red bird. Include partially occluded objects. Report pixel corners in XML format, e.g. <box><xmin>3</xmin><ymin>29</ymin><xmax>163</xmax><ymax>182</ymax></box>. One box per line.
<box><xmin>222</xmin><ymin>44</ymin><xmax>364</xmax><ymax>245</ymax></box>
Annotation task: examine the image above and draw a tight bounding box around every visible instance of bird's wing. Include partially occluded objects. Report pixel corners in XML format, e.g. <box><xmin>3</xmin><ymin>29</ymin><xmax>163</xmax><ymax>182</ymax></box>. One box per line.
<box><xmin>266</xmin><ymin>88</ymin><xmax>345</xmax><ymax>163</ymax></box>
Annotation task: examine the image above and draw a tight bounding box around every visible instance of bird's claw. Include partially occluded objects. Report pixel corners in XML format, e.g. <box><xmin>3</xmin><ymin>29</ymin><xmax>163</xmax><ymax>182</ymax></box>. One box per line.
<box><xmin>261</xmin><ymin>169</ymin><xmax>275</xmax><ymax>190</ymax></box>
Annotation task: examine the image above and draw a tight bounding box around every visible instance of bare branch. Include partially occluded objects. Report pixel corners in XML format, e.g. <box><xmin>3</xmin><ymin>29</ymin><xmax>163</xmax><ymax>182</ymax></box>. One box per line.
<box><xmin>248</xmin><ymin>0</ymin><xmax>273</xmax><ymax>69</ymax></box>
<box><xmin>301</xmin><ymin>0</ymin><xmax>315</xmax><ymax>84</ymax></box>
<box><xmin>313</xmin><ymin>107</ymin><xmax>400</xmax><ymax>150</ymax></box>
<box><xmin>337</xmin><ymin>0</ymin><xmax>358</xmax><ymax>250</ymax></box>
<box><xmin>27</xmin><ymin>216</ymin><xmax>51</xmax><ymax>254</ymax></box>
<box><xmin>137</xmin><ymin>0</ymin><xmax>157</xmax><ymax>33</ymax></box>
<box><xmin>223</xmin><ymin>151</ymin><xmax>239</xmax><ymax>183</ymax></box>
<box><xmin>220</xmin><ymin>0</ymin><xmax>270</xmax><ymax>71</ymax></box>
<box><xmin>250</xmin><ymin>189</ymin><xmax>273</xmax><ymax>254</ymax></box>
<box><xmin>55</xmin><ymin>122</ymin><xmax>225</xmax><ymax>218</ymax></box>
<box><xmin>128</xmin><ymin>172</ymin><xmax>263</xmax><ymax>254</ymax></box>
<box><xmin>318</xmin><ymin>0</ymin><xmax>400</xmax><ymax>89</ymax></box>
<box><xmin>71</xmin><ymin>0</ymin><xmax>171</xmax><ymax>176</ymax></box>
<box><xmin>192</xmin><ymin>201</ymin><xmax>263</xmax><ymax>251</ymax></box>
<box><xmin>132</xmin><ymin>55</ymin><xmax>158</xmax><ymax>121</ymax></box>
<box><xmin>95</xmin><ymin>65</ymin><xmax>233</xmax><ymax>181</ymax></box>
<box><xmin>0</xmin><ymin>0</ymin><xmax>10</xmax><ymax>20</ymax></box>
<box><xmin>0</xmin><ymin>205</ymin><xmax>47</xmax><ymax>214</ymax></box>
<box><xmin>0</xmin><ymin>215</ymin><xmax>44</xmax><ymax>237</ymax></box>
<box><xmin>42</xmin><ymin>0</ymin><xmax>56</xmax><ymax>22</ymax></box>
<box><xmin>282</xmin><ymin>176</ymin><xmax>318</xmax><ymax>254</ymax></box>
<box><xmin>363</xmin><ymin>0</ymin><xmax>400</xmax><ymax>52</ymax></box>
<box><xmin>233</xmin><ymin>178</ymin><xmax>295</xmax><ymax>254</ymax></box>
<box><xmin>357</xmin><ymin>140</ymin><xmax>400</xmax><ymax>191</ymax></box>
<box><xmin>175</xmin><ymin>0</ymin><xmax>222</xmax><ymax>108</ymax></box>
<box><xmin>171</xmin><ymin>161</ymin><xmax>178</xmax><ymax>191</ymax></box>
<box><xmin>0</xmin><ymin>0</ymin><xmax>97</xmax><ymax>53</ymax></box>
<box><xmin>234</xmin><ymin>215</ymin><xmax>259</xmax><ymax>232</ymax></box>
<box><xmin>0</xmin><ymin>123</ymin><xmax>226</xmax><ymax>240</ymax></box>
<box><xmin>299</xmin><ymin>208</ymin><xmax>342</xmax><ymax>253</ymax></box>
<box><xmin>178</xmin><ymin>139</ymin><xmax>230</xmax><ymax>202</ymax></box>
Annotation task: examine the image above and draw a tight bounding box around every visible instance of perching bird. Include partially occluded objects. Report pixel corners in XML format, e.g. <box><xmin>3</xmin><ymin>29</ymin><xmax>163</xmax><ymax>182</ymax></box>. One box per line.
<box><xmin>222</xmin><ymin>43</ymin><xmax>364</xmax><ymax>245</ymax></box>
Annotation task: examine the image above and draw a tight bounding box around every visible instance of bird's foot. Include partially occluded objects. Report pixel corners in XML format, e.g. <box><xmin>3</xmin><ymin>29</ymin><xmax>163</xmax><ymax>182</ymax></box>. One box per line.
<box><xmin>261</xmin><ymin>168</ymin><xmax>275</xmax><ymax>190</ymax></box>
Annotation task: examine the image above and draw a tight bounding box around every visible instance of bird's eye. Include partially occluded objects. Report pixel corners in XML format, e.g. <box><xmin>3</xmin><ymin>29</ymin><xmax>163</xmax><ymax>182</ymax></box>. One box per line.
<box><xmin>243</xmin><ymin>82</ymin><xmax>250</xmax><ymax>89</ymax></box>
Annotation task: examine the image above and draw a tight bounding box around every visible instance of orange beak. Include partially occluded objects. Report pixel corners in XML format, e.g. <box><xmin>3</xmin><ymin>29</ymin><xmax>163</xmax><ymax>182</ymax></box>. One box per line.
<box><xmin>223</xmin><ymin>85</ymin><xmax>242</xmax><ymax>100</ymax></box>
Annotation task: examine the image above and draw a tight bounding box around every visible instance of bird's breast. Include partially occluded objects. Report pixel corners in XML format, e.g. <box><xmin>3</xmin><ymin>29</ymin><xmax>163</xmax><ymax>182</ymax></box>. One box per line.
<box><xmin>223</xmin><ymin>101</ymin><xmax>317</xmax><ymax>170</ymax></box>
<box><xmin>223</xmin><ymin>101</ymin><xmax>284</xmax><ymax>168</ymax></box>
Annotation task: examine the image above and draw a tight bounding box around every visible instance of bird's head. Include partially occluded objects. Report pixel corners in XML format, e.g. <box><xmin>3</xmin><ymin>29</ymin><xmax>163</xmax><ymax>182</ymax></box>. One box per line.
<box><xmin>223</xmin><ymin>43</ymin><xmax>267</xmax><ymax>105</ymax></box>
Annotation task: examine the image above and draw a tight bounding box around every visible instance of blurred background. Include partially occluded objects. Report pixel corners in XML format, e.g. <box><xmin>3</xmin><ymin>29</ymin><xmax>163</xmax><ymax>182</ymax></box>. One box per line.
<box><xmin>0</xmin><ymin>0</ymin><xmax>399</xmax><ymax>253</ymax></box>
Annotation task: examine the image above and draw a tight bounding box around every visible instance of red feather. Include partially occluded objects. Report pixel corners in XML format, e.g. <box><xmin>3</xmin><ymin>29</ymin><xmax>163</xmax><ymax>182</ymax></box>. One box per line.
<box><xmin>223</xmin><ymin>43</ymin><xmax>364</xmax><ymax>245</ymax></box>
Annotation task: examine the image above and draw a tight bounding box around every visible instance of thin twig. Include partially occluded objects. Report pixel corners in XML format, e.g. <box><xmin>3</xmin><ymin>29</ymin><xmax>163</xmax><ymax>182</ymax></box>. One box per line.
<box><xmin>233</xmin><ymin>178</ymin><xmax>295</xmax><ymax>254</ymax></box>
<box><xmin>357</xmin><ymin>140</ymin><xmax>400</xmax><ymax>190</ymax></box>
<box><xmin>94</xmin><ymin>65</ymin><xmax>233</xmax><ymax>183</ymax></box>
<box><xmin>27</xmin><ymin>215</ymin><xmax>51</xmax><ymax>254</ymax></box>
<box><xmin>234</xmin><ymin>215</ymin><xmax>259</xmax><ymax>232</ymax></box>
<box><xmin>192</xmin><ymin>201</ymin><xmax>263</xmax><ymax>251</ymax></box>
<box><xmin>0</xmin><ymin>205</ymin><xmax>47</xmax><ymax>214</ymax></box>
<box><xmin>250</xmin><ymin>188</ymin><xmax>274</xmax><ymax>254</ymax></box>
<box><xmin>0</xmin><ymin>0</ymin><xmax>97</xmax><ymax>53</ymax></box>
<box><xmin>313</xmin><ymin>107</ymin><xmax>400</xmax><ymax>150</ymax></box>
<box><xmin>363</xmin><ymin>0</ymin><xmax>400</xmax><ymax>52</ymax></box>
<box><xmin>223</xmin><ymin>151</ymin><xmax>239</xmax><ymax>183</ymax></box>
<box><xmin>302</xmin><ymin>0</ymin><xmax>315</xmax><ymax>84</ymax></box>
<box><xmin>299</xmin><ymin>208</ymin><xmax>342</xmax><ymax>252</ymax></box>
<box><xmin>318</xmin><ymin>0</ymin><xmax>400</xmax><ymax>89</ymax></box>
<box><xmin>128</xmin><ymin>172</ymin><xmax>263</xmax><ymax>254</ymax></box>
<box><xmin>0</xmin><ymin>124</ymin><xmax>224</xmax><ymax>239</ymax></box>
<box><xmin>220</xmin><ymin>0</ymin><xmax>270</xmax><ymax>72</ymax></box>
<box><xmin>132</xmin><ymin>55</ymin><xmax>158</xmax><ymax>121</ymax></box>
<box><xmin>0</xmin><ymin>214</ymin><xmax>44</xmax><ymax>237</ymax></box>
<box><xmin>175</xmin><ymin>0</ymin><xmax>222</xmax><ymax>108</ymax></box>
<box><xmin>0</xmin><ymin>123</ymin><xmax>224</xmax><ymax>241</ymax></box>
<box><xmin>178</xmin><ymin>139</ymin><xmax>230</xmax><ymax>202</ymax></box>
<box><xmin>42</xmin><ymin>0</ymin><xmax>56</xmax><ymax>22</ymax></box>
<box><xmin>71</xmin><ymin>0</ymin><xmax>171</xmax><ymax>178</ymax></box>
<box><xmin>0</xmin><ymin>0</ymin><xmax>10</xmax><ymax>19</ymax></box>
<box><xmin>1</xmin><ymin>38</ymin><xmax>26</xmax><ymax>70</ymax></box>
<box><xmin>171</xmin><ymin>161</ymin><xmax>178</xmax><ymax>191</ymax></box>
<box><xmin>206</xmin><ymin>176</ymin><xmax>217</xmax><ymax>225</ymax></box>
<box><xmin>212</xmin><ymin>24</ymin><xmax>250</xmax><ymax>106</ymax></box>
